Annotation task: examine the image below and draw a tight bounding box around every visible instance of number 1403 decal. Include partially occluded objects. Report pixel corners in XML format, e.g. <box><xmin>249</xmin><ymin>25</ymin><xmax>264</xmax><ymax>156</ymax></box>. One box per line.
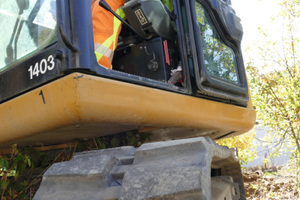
<box><xmin>28</xmin><ymin>55</ymin><xmax>55</xmax><ymax>79</ymax></box>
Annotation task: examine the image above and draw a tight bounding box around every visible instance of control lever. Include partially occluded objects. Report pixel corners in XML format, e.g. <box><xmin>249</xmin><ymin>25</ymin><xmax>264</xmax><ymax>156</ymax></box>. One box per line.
<box><xmin>98</xmin><ymin>0</ymin><xmax>144</xmax><ymax>40</ymax></box>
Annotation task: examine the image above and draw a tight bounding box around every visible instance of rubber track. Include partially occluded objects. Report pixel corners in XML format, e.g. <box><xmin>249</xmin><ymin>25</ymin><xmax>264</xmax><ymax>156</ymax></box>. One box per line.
<box><xmin>34</xmin><ymin>137</ymin><xmax>245</xmax><ymax>200</ymax></box>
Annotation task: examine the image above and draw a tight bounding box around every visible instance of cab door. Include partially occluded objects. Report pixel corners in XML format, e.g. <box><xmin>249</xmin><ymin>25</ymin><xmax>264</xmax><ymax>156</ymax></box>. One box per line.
<box><xmin>185</xmin><ymin>0</ymin><xmax>248</xmax><ymax>106</ymax></box>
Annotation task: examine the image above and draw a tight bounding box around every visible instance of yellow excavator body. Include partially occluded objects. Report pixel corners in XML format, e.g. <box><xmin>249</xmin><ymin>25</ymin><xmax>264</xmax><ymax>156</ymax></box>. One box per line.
<box><xmin>0</xmin><ymin>72</ymin><xmax>255</xmax><ymax>148</ymax></box>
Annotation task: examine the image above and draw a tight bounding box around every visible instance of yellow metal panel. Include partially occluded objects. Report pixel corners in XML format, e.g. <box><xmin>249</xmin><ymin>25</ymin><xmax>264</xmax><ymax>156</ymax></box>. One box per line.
<box><xmin>76</xmin><ymin>74</ymin><xmax>255</xmax><ymax>131</ymax></box>
<box><xmin>0</xmin><ymin>73</ymin><xmax>256</xmax><ymax>146</ymax></box>
<box><xmin>0</xmin><ymin>75</ymin><xmax>80</xmax><ymax>143</ymax></box>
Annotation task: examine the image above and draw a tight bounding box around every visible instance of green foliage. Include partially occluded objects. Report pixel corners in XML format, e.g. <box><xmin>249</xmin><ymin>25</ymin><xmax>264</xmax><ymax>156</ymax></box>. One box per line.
<box><xmin>217</xmin><ymin>130</ymin><xmax>257</xmax><ymax>166</ymax></box>
<box><xmin>246</xmin><ymin>0</ymin><xmax>300</xmax><ymax>191</ymax></box>
<box><xmin>0</xmin><ymin>131</ymin><xmax>151</xmax><ymax>199</ymax></box>
<box><xmin>0</xmin><ymin>146</ymin><xmax>49</xmax><ymax>200</ymax></box>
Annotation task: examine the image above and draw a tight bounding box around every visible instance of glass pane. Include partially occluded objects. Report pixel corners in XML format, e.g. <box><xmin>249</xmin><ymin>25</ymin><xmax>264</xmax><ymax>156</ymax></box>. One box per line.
<box><xmin>196</xmin><ymin>2</ymin><xmax>240</xmax><ymax>85</ymax></box>
<box><xmin>0</xmin><ymin>0</ymin><xmax>57</xmax><ymax>72</ymax></box>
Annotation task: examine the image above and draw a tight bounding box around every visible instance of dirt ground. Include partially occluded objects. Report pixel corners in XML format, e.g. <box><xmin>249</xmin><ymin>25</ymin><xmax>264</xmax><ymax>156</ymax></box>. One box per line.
<box><xmin>243</xmin><ymin>170</ymin><xmax>299</xmax><ymax>199</ymax></box>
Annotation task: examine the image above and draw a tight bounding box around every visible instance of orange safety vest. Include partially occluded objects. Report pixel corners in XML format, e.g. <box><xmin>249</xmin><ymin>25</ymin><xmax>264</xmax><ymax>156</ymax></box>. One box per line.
<box><xmin>91</xmin><ymin>0</ymin><xmax>125</xmax><ymax>69</ymax></box>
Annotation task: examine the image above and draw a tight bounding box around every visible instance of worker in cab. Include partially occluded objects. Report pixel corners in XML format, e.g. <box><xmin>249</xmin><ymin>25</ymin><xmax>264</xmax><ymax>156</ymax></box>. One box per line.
<box><xmin>91</xmin><ymin>0</ymin><xmax>172</xmax><ymax>69</ymax></box>
<box><xmin>91</xmin><ymin>0</ymin><xmax>125</xmax><ymax>69</ymax></box>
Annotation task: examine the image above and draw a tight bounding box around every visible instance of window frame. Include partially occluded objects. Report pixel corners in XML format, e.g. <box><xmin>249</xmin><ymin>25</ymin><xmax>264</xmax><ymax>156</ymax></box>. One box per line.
<box><xmin>187</xmin><ymin>0</ymin><xmax>249</xmax><ymax>105</ymax></box>
<box><xmin>0</xmin><ymin>0</ymin><xmax>58</xmax><ymax>73</ymax></box>
<box><xmin>0</xmin><ymin>0</ymin><xmax>69</xmax><ymax>103</ymax></box>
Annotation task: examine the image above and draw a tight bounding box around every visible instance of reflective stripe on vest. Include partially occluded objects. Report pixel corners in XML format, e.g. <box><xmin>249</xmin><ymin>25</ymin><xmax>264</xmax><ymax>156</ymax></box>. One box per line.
<box><xmin>95</xmin><ymin>8</ymin><xmax>125</xmax><ymax>69</ymax></box>
<box><xmin>94</xmin><ymin>43</ymin><xmax>114</xmax><ymax>62</ymax></box>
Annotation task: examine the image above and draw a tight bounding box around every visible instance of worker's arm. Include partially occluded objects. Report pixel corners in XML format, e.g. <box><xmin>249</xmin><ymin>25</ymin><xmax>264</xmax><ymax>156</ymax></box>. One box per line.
<box><xmin>91</xmin><ymin>0</ymin><xmax>125</xmax><ymax>69</ymax></box>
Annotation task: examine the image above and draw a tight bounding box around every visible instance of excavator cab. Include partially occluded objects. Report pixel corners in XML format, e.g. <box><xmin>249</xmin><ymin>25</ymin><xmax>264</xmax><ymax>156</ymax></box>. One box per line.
<box><xmin>0</xmin><ymin>0</ymin><xmax>255</xmax><ymax>148</ymax></box>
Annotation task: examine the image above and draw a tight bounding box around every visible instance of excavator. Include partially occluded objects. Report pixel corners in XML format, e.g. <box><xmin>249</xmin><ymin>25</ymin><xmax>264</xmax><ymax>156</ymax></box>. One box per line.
<box><xmin>0</xmin><ymin>0</ymin><xmax>256</xmax><ymax>199</ymax></box>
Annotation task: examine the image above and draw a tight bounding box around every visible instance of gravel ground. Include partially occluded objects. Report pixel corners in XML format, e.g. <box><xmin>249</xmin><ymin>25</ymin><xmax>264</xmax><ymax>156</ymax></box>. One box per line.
<box><xmin>243</xmin><ymin>170</ymin><xmax>299</xmax><ymax>199</ymax></box>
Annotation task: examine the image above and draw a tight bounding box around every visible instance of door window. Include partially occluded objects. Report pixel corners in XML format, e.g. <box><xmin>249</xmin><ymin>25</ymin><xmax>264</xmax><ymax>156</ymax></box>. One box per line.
<box><xmin>0</xmin><ymin>0</ymin><xmax>57</xmax><ymax>72</ymax></box>
<box><xmin>196</xmin><ymin>2</ymin><xmax>240</xmax><ymax>85</ymax></box>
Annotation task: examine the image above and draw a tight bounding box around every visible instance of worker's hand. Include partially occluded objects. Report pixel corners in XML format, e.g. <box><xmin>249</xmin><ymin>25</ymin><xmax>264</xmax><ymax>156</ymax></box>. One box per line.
<box><xmin>91</xmin><ymin>0</ymin><xmax>97</xmax><ymax>5</ymax></box>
